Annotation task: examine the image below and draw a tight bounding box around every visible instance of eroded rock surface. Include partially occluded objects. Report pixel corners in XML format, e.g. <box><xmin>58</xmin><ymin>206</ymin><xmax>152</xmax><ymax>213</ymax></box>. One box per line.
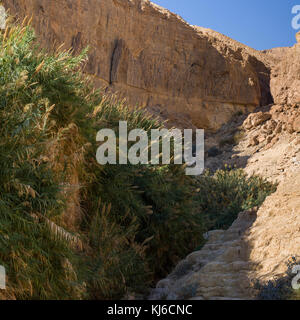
<box><xmin>269</xmin><ymin>32</ymin><xmax>300</xmax><ymax>105</ymax></box>
<box><xmin>3</xmin><ymin>0</ymin><xmax>274</xmax><ymax>130</ymax></box>
<box><xmin>150</xmin><ymin>169</ymin><xmax>300</xmax><ymax>300</ymax></box>
<box><xmin>149</xmin><ymin>209</ymin><xmax>258</xmax><ymax>300</ymax></box>
<box><xmin>150</xmin><ymin>104</ymin><xmax>300</xmax><ymax>300</ymax></box>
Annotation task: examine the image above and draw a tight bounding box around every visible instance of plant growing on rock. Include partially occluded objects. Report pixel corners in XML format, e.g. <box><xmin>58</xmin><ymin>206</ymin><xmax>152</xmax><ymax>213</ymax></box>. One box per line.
<box><xmin>193</xmin><ymin>168</ymin><xmax>277</xmax><ymax>231</ymax></box>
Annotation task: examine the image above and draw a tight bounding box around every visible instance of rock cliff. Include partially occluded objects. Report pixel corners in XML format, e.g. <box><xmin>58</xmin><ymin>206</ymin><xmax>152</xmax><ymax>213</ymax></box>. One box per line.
<box><xmin>269</xmin><ymin>31</ymin><xmax>300</xmax><ymax>105</ymax></box>
<box><xmin>3</xmin><ymin>0</ymin><xmax>273</xmax><ymax>131</ymax></box>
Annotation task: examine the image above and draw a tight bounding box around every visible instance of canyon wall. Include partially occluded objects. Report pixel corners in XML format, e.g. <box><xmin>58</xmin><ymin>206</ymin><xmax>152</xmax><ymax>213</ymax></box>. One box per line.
<box><xmin>2</xmin><ymin>0</ymin><xmax>299</xmax><ymax>301</ymax></box>
<box><xmin>269</xmin><ymin>31</ymin><xmax>300</xmax><ymax>105</ymax></box>
<box><xmin>3</xmin><ymin>0</ymin><xmax>270</xmax><ymax>130</ymax></box>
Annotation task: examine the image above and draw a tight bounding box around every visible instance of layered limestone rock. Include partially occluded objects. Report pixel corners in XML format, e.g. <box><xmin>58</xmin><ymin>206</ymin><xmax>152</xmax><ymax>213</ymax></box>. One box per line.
<box><xmin>193</xmin><ymin>26</ymin><xmax>274</xmax><ymax>108</ymax></box>
<box><xmin>149</xmin><ymin>209</ymin><xmax>258</xmax><ymax>300</ymax></box>
<box><xmin>3</xmin><ymin>0</ymin><xmax>269</xmax><ymax>131</ymax></box>
<box><xmin>269</xmin><ymin>32</ymin><xmax>300</xmax><ymax>105</ymax></box>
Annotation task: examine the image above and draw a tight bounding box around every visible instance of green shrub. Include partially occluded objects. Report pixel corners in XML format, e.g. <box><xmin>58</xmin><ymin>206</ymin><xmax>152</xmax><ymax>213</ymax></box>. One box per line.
<box><xmin>81</xmin><ymin>200</ymin><xmax>150</xmax><ymax>299</ymax></box>
<box><xmin>193</xmin><ymin>168</ymin><xmax>277</xmax><ymax>231</ymax></box>
<box><xmin>82</xmin><ymin>100</ymin><xmax>203</xmax><ymax>281</ymax></box>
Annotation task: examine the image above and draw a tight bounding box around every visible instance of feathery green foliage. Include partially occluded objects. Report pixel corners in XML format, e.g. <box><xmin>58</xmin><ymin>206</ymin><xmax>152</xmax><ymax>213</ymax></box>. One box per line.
<box><xmin>0</xmin><ymin>23</ymin><xmax>85</xmax><ymax>299</ymax></box>
<box><xmin>82</xmin><ymin>100</ymin><xmax>203</xmax><ymax>284</ymax></box>
<box><xmin>0</xmin><ymin>22</ymin><xmax>203</xmax><ymax>299</ymax></box>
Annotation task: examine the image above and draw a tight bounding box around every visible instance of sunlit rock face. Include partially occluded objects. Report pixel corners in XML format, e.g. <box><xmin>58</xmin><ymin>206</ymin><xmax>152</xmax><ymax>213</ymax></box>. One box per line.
<box><xmin>267</xmin><ymin>31</ymin><xmax>300</xmax><ymax>105</ymax></box>
<box><xmin>2</xmin><ymin>0</ymin><xmax>273</xmax><ymax>131</ymax></box>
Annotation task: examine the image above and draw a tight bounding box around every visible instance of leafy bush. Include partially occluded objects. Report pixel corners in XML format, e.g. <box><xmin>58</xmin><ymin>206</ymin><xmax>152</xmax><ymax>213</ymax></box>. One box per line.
<box><xmin>82</xmin><ymin>200</ymin><xmax>149</xmax><ymax>299</ymax></box>
<box><xmin>193</xmin><ymin>168</ymin><xmax>277</xmax><ymax>231</ymax></box>
<box><xmin>82</xmin><ymin>100</ymin><xmax>203</xmax><ymax>282</ymax></box>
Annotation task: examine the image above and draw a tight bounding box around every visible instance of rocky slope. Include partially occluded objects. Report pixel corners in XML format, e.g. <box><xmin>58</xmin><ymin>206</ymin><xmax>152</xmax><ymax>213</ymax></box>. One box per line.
<box><xmin>3</xmin><ymin>0</ymin><xmax>275</xmax><ymax>131</ymax></box>
<box><xmin>150</xmin><ymin>168</ymin><xmax>300</xmax><ymax>300</ymax></box>
<box><xmin>150</xmin><ymin>31</ymin><xmax>300</xmax><ymax>297</ymax></box>
<box><xmin>150</xmin><ymin>102</ymin><xmax>300</xmax><ymax>300</ymax></box>
<box><xmin>148</xmin><ymin>21</ymin><xmax>300</xmax><ymax>301</ymax></box>
<box><xmin>149</xmin><ymin>30</ymin><xmax>300</xmax><ymax>301</ymax></box>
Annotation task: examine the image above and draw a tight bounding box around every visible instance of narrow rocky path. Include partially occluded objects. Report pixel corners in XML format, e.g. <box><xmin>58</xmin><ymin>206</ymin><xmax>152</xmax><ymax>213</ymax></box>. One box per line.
<box><xmin>149</xmin><ymin>209</ymin><xmax>257</xmax><ymax>300</ymax></box>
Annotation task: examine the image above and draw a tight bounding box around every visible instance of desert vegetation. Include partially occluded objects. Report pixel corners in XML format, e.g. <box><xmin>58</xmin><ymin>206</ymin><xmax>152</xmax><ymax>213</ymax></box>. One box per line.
<box><xmin>194</xmin><ymin>168</ymin><xmax>277</xmax><ymax>231</ymax></box>
<box><xmin>0</xmin><ymin>21</ymin><xmax>277</xmax><ymax>300</ymax></box>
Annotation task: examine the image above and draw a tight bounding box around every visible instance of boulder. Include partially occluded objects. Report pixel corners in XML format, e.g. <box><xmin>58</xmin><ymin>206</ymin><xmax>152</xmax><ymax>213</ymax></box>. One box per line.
<box><xmin>251</xmin><ymin>112</ymin><xmax>271</xmax><ymax>127</ymax></box>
